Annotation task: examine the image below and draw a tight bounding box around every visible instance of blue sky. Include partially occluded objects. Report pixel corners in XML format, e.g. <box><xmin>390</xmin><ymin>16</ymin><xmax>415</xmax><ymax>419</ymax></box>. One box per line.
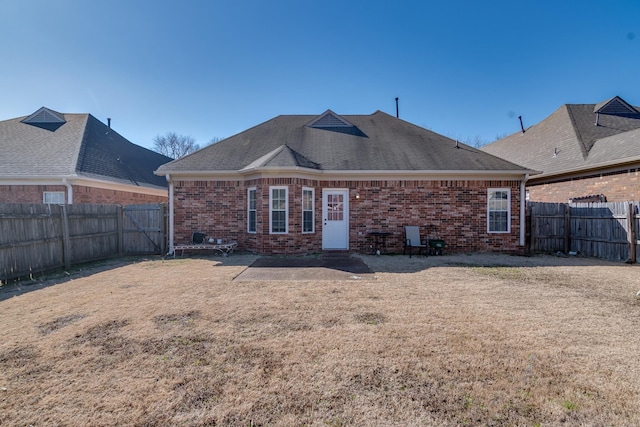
<box><xmin>2</xmin><ymin>0</ymin><xmax>639</xmax><ymax>150</ymax></box>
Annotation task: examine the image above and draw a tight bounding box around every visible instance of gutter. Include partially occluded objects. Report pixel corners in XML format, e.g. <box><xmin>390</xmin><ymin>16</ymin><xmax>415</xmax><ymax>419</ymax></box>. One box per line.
<box><xmin>520</xmin><ymin>173</ymin><xmax>529</xmax><ymax>246</ymax></box>
<box><xmin>528</xmin><ymin>155</ymin><xmax>640</xmax><ymax>183</ymax></box>
<box><xmin>62</xmin><ymin>178</ymin><xmax>73</xmax><ymax>204</ymax></box>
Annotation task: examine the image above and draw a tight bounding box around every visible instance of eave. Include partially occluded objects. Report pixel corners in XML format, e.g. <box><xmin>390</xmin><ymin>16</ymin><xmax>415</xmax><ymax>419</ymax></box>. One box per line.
<box><xmin>0</xmin><ymin>174</ymin><xmax>167</xmax><ymax>197</ymax></box>
<box><xmin>527</xmin><ymin>155</ymin><xmax>640</xmax><ymax>185</ymax></box>
<box><xmin>157</xmin><ymin>167</ymin><xmax>538</xmax><ymax>182</ymax></box>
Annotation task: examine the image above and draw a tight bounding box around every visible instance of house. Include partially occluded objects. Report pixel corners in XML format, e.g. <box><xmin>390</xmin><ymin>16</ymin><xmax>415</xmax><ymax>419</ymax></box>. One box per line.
<box><xmin>155</xmin><ymin>110</ymin><xmax>535</xmax><ymax>255</ymax></box>
<box><xmin>0</xmin><ymin>107</ymin><xmax>172</xmax><ymax>204</ymax></box>
<box><xmin>481</xmin><ymin>96</ymin><xmax>640</xmax><ymax>202</ymax></box>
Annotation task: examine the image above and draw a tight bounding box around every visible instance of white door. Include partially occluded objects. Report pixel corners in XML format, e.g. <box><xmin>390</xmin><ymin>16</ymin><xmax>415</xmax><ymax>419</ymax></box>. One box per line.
<box><xmin>322</xmin><ymin>189</ymin><xmax>349</xmax><ymax>250</ymax></box>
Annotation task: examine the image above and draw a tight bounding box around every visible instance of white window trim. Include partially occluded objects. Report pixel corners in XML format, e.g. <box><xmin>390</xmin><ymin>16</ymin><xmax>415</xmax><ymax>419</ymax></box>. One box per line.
<box><xmin>487</xmin><ymin>188</ymin><xmax>511</xmax><ymax>233</ymax></box>
<box><xmin>302</xmin><ymin>187</ymin><xmax>315</xmax><ymax>234</ymax></box>
<box><xmin>269</xmin><ymin>186</ymin><xmax>288</xmax><ymax>234</ymax></box>
<box><xmin>43</xmin><ymin>191</ymin><xmax>65</xmax><ymax>204</ymax></box>
<box><xmin>247</xmin><ymin>187</ymin><xmax>257</xmax><ymax>234</ymax></box>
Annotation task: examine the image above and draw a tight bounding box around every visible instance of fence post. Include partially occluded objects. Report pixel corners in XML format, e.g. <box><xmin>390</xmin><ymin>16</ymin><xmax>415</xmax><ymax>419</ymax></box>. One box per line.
<box><xmin>529</xmin><ymin>204</ymin><xmax>536</xmax><ymax>253</ymax></box>
<box><xmin>60</xmin><ymin>204</ymin><xmax>71</xmax><ymax>270</ymax></box>
<box><xmin>564</xmin><ymin>204</ymin><xmax>571</xmax><ymax>253</ymax></box>
<box><xmin>117</xmin><ymin>205</ymin><xmax>124</xmax><ymax>256</ymax></box>
<box><xmin>627</xmin><ymin>202</ymin><xmax>636</xmax><ymax>263</ymax></box>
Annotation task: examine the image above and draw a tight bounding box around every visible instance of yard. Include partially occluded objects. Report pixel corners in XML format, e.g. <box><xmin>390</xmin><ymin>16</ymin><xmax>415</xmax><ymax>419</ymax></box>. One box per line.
<box><xmin>1</xmin><ymin>253</ymin><xmax>640</xmax><ymax>426</ymax></box>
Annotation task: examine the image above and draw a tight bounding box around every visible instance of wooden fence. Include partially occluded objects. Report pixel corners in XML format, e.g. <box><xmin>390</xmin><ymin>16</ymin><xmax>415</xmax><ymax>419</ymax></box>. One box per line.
<box><xmin>0</xmin><ymin>203</ymin><xmax>166</xmax><ymax>281</ymax></box>
<box><xmin>528</xmin><ymin>201</ymin><xmax>640</xmax><ymax>262</ymax></box>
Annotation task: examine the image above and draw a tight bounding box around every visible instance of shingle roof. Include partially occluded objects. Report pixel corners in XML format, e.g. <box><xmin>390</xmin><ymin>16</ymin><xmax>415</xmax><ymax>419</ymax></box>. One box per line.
<box><xmin>481</xmin><ymin>96</ymin><xmax>640</xmax><ymax>177</ymax></box>
<box><xmin>157</xmin><ymin>110</ymin><xmax>530</xmax><ymax>175</ymax></box>
<box><xmin>0</xmin><ymin>108</ymin><xmax>172</xmax><ymax>188</ymax></box>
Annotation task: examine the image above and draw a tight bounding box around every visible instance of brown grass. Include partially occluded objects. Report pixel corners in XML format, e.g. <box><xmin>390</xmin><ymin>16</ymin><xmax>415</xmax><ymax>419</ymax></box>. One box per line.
<box><xmin>1</xmin><ymin>253</ymin><xmax>640</xmax><ymax>426</ymax></box>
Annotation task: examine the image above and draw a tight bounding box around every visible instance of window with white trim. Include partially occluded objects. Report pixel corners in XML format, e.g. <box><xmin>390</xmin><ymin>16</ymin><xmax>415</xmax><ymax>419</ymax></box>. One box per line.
<box><xmin>487</xmin><ymin>188</ymin><xmax>510</xmax><ymax>233</ymax></box>
<box><xmin>270</xmin><ymin>186</ymin><xmax>288</xmax><ymax>234</ymax></box>
<box><xmin>302</xmin><ymin>187</ymin><xmax>314</xmax><ymax>233</ymax></box>
<box><xmin>43</xmin><ymin>191</ymin><xmax>65</xmax><ymax>204</ymax></box>
<box><xmin>247</xmin><ymin>187</ymin><xmax>257</xmax><ymax>233</ymax></box>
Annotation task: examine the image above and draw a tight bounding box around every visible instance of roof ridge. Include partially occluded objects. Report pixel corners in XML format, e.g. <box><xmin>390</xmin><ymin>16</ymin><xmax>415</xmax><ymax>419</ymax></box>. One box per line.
<box><xmin>564</xmin><ymin>105</ymin><xmax>589</xmax><ymax>160</ymax></box>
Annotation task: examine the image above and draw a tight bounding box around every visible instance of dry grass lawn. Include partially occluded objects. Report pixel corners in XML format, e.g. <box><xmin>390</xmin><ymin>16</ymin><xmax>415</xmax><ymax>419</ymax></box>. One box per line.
<box><xmin>1</xmin><ymin>253</ymin><xmax>640</xmax><ymax>426</ymax></box>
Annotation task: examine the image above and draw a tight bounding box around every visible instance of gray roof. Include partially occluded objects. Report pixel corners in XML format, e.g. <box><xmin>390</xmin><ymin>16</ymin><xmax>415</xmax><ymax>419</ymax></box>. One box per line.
<box><xmin>481</xmin><ymin>96</ymin><xmax>640</xmax><ymax>178</ymax></box>
<box><xmin>157</xmin><ymin>110</ymin><xmax>530</xmax><ymax>175</ymax></box>
<box><xmin>0</xmin><ymin>107</ymin><xmax>172</xmax><ymax>188</ymax></box>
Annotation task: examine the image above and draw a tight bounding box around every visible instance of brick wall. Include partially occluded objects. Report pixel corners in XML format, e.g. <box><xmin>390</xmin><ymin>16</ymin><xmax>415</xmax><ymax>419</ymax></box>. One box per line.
<box><xmin>172</xmin><ymin>178</ymin><xmax>523</xmax><ymax>255</ymax></box>
<box><xmin>72</xmin><ymin>185</ymin><xmax>167</xmax><ymax>204</ymax></box>
<box><xmin>0</xmin><ymin>185</ymin><xmax>68</xmax><ymax>203</ymax></box>
<box><xmin>528</xmin><ymin>168</ymin><xmax>640</xmax><ymax>202</ymax></box>
<box><xmin>0</xmin><ymin>184</ymin><xmax>167</xmax><ymax>204</ymax></box>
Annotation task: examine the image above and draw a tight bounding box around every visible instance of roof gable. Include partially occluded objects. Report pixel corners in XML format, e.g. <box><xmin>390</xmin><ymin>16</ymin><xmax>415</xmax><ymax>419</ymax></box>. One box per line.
<box><xmin>21</xmin><ymin>107</ymin><xmax>66</xmax><ymax>131</ymax></box>
<box><xmin>307</xmin><ymin>110</ymin><xmax>354</xmax><ymax>128</ymax></box>
<box><xmin>594</xmin><ymin>96</ymin><xmax>640</xmax><ymax>117</ymax></box>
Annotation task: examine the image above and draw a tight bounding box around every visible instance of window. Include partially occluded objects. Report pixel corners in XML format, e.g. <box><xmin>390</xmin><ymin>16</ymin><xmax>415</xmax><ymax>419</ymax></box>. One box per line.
<box><xmin>302</xmin><ymin>187</ymin><xmax>314</xmax><ymax>233</ymax></box>
<box><xmin>270</xmin><ymin>186</ymin><xmax>288</xmax><ymax>234</ymax></box>
<box><xmin>43</xmin><ymin>191</ymin><xmax>65</xmax><ymax>204</ymax></box>
<box><xmin>487</xmin><ymin>188</ymin><xmax>510</xmax><ymax>233</ymax></box>
<box><xmin>247</xmin><ymin>187</ymin><xmax>256</xmax><ymax>233</ymax></box>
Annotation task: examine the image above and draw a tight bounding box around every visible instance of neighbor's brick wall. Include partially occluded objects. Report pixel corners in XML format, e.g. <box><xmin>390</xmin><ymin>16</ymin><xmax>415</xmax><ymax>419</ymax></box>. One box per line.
<box><xmin>0</xmin><ymin>184</ymin><xmax>166</xmax><ymax>205</ymax></box>
<box><xmin>0</xmin><ymin>185</ymin><xmax>68</xmax><ymax>203</ymax></box>
<box><xmin>172</xmin><ymin>178</ymin><xmax>523</xmax><ymax>255</ymax></box>
<box><xmin>72</xmin><ymin>185</ymin><xmax>167</xmax><ymax>204</ymax></box>
<box><xmin>528</xmin><ymin>168</ymin><xmax>640</xmax><ymax>202</ymax></box>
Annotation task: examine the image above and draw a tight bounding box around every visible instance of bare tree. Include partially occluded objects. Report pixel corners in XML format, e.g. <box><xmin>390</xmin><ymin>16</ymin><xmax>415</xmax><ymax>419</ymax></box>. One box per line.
<box><xmin>153</xmin><ymin>132</ymin><xmax>200</xmax><ymax>159</ymax></box>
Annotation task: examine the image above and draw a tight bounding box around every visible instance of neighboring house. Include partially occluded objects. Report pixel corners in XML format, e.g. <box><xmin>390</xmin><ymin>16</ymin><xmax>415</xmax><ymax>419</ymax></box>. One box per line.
<box><xmin>481</xmin><ymin>96</ymin><xmax>640</xmax><ymax>202</ymax></box>
<box><xmin>0</xmin><ymin>107</ymin><xmax>172</xmax><ymax>204</ymax></box>
<box><xmin>155</xmin><ymin>110</ymin><xmax>534</xmax><ymax>255</ymax></box>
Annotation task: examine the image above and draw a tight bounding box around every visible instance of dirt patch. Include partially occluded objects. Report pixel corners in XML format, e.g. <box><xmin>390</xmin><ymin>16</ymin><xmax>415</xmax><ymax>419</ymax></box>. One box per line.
<box><xmin>1</xmin><ymin>253</ymin><xmax>640</xmax><ymax>426</ymax></box>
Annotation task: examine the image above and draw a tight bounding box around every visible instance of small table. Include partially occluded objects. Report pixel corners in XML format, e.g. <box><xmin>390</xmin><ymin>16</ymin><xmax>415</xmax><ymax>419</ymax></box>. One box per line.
<box><xmin>368</xmin><ymin>231</ymin><xmax>392</xmax><ymax>255</ymax></box>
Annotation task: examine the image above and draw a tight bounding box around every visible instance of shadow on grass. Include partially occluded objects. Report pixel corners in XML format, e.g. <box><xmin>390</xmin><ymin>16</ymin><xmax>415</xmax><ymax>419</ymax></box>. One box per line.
<box><xmin>0</xmin><ymin>256</ymin><xmax>160</xmax><ymax>302</ymax></box>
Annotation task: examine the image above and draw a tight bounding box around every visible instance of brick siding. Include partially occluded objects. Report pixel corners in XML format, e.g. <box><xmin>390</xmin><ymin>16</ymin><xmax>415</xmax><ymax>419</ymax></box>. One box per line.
<box><xmin>172</xmin><ymin>178</ymin><xmax>523</xmax><ymax>255</ymax></box>
<box><xmin>0</xmin><ymin>184</ymin><xmax>166</xmax><ymax>204</ymax></box>
<box><xmin>528</xmin><ymin>168</ymin><xmax>640</xmax><ymax>202</ymax></box>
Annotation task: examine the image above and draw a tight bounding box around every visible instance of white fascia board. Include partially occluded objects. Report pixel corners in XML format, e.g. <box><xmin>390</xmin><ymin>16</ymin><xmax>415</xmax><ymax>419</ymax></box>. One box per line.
<box><xmin>163</xmin><ymin>167</ymin><xmax>536</xmax><ymax>182</ymax></box>
<box><xmin>0</xmin><ymin>175</ymin><xmax>167</xmax><ymax>197</ymax></box>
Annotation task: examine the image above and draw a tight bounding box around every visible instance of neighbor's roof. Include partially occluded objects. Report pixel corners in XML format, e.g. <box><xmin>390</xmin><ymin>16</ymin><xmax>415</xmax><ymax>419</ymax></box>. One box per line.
<box><xmin>156</xmin><ymin>110</ymin><xmax>531</xmax><ymax>175</ymax></box>
<box><xmin>0</xmin><ymin>107</ymin><xmax>172</xmax><ymax>188</ymax></box>
<box><xmin>481</xmin><ymin>96</ymin><xmax>640</xmax><ymax>178</ymax></box>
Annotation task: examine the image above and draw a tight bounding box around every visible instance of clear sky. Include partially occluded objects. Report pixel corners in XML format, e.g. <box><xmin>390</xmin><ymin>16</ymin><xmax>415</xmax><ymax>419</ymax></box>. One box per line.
<box><xmin>2</xmin><ymin>0</ymin><xmax>639</xmax><ymax>151</ymax></box>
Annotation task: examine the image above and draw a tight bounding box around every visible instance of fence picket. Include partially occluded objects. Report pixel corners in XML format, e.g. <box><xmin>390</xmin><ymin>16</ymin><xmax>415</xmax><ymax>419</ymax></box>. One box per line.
<box><xmin>528</xmin><ymin>201</ymin><xmax>638</xmax><ymax>262</ymax></box>
<box><xmin>1</xmin><ymin>203</ymin><xmax>166</xmax><ymax>281</ymax></box>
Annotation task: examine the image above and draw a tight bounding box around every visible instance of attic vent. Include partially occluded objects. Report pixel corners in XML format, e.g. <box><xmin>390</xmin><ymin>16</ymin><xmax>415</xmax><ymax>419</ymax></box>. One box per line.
<box><xmin>594</xmin><ymin>96</ymin><xmax>639</xmax><ymax>117</ymax></box>
<box><xmin>308</xmin><ymin>111</ymin><xmax>353</xmax><ymax>128</ymax></box>
<box><xmin>22</xmin><ymin>107</ymin><xmax>66</xmax><ymax>131</ymax></box>
<box><xmin>22</xmin><ymin>107</ymin><xmax>66</xmax><ymax>125</ymax></box>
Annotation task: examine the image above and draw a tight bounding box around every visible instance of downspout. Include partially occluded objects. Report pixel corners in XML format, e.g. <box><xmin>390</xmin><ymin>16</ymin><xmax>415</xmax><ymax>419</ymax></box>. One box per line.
<box><xmin>166</xmin><ymin>174</ymin><xmax>174</xmax><ymax>256</ymax></box>
<box><xmin>62</xmin><ymin>178</ymin><xmax>73</xmax><ymax>204</ymax></box>
<box><xmin>520</xmin><ymin>173</ymin><xmax>529</xmax><ymax>246</ymax></box>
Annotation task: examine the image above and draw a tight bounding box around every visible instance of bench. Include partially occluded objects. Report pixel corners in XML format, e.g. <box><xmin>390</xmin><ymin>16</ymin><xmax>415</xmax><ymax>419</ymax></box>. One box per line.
<box><xmin>173</xmin><ymin>241</ymin><xmax>237</xmax><ymax>257</ymax></box>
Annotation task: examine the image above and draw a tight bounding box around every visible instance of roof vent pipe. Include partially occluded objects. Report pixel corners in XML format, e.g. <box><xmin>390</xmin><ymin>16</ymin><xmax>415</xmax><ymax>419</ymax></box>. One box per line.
<box><xmin>395</xmin><ymin>97</ymin><xmax>399</xmax><ymax>118</ymax></box>
<box><xmin>595</xmin><ymin>112</ymin><xmax>599</xmax><ymax>126</ymax></box>
<box><xmin>107</xmin><ymin>118</ymin><xmax>111</xmax><ymax>128</ymax></box>
<box><xmin>518</xmin><ymin>115</ymin><xmax>525</xmax><ymax>133</ymax></box>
